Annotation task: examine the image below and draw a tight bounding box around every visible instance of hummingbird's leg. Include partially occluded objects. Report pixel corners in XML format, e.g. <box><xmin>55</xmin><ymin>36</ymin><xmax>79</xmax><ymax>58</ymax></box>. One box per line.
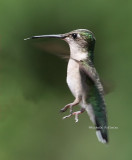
<box><xmin>60</xmin><ymin>97</ymin><xmax>81</xmax><ymax>113</ymax></box>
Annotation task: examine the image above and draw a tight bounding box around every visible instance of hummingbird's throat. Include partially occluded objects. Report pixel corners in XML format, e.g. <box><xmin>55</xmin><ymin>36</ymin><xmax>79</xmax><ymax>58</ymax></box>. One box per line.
<box><xmin>70</xmin><ymin>50</ymin><xmax>88</xmax><ymax>61</ymax></box>
<box><xmin>68</xmin><ymin>43</ymin><xmax>88</xmax><ymax>61</ymax></box>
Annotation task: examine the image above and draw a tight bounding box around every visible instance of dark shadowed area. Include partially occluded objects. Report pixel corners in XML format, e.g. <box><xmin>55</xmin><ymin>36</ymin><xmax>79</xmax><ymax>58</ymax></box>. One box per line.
<box><xmin>0</xmin><ymin>0</ymin><xmax>132</xmax><ymax>160</ymax></box>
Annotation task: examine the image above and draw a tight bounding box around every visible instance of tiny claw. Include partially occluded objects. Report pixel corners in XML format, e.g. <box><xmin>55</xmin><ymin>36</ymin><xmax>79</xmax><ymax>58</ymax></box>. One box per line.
<box><xmin>73</xmin><ymin>111</ymin><xmax>80</xmax><ymax>123</ymax></box>
<box><xmin>60</xmin><ymin>108</ymin><xmax>65</xmax><ymax>113</ymax></box>
<box><xmin>75</xmin><ymin>116</ymin><xmax>79</xmax><ymax>123</ymax></box>
<box><xmin>62</xmin><ymin>114</ymin><xmax>72</xmax><ymax>119</ymax></box>
<box><xmin>60</xmin><ymin>104</ymin><xmax>71</xmax><ymax>113</ymax></box>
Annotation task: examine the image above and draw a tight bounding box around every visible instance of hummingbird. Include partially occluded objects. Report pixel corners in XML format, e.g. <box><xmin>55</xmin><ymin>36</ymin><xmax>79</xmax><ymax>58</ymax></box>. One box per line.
<box><xmin>24</xmin><ymin>29</ymin><xmax>108</xmax><ymax>143</ymax></box>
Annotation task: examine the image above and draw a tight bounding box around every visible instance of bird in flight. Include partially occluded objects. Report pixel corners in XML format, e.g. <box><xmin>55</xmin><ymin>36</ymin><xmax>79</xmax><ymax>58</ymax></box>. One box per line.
<box><xmin>25</xmin><ymin>29</ymin><xmax>108</xmax><ymax>143</ymax></box>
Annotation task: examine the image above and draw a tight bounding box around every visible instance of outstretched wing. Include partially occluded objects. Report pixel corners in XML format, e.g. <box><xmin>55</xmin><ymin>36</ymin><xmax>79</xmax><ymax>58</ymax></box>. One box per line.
<box><xmin>35</xmin><ymin>41</ymin><xmax>70</xmax><ymax>60</ymax></box>
<box><xmin>79</xmin><ymin>60</ymin><xmax>108</xmax><ymax>143</ymax></box>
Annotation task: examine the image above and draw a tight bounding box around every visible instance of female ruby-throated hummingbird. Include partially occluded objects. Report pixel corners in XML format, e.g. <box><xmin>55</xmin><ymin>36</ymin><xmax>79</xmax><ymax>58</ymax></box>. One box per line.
<box><xmin>24</xmin><ymin>29</ymin><xmax>108</xmax><ymax>143</ymax></box>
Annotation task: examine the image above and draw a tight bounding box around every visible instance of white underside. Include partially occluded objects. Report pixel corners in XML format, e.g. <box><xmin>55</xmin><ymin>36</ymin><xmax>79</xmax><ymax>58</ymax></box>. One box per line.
<box><xmin>66</xmin><ymin>59</ymin><xmax>95</xmax><ymax>124</ymax></box>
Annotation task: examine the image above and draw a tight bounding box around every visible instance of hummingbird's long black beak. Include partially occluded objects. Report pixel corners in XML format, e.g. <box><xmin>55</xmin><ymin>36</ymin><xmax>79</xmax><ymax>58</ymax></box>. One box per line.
<box><xmin>24</xmin><ymin>34</ymin><xmax>66</xmax><ymax>40</ymax></box>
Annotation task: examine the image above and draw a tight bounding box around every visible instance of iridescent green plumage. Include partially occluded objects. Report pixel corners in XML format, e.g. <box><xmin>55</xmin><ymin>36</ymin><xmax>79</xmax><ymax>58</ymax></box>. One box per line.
<box><xmin>79</xmin><ymin>58</ymin><xmax>108</xmax><ymax>143</ymax></box>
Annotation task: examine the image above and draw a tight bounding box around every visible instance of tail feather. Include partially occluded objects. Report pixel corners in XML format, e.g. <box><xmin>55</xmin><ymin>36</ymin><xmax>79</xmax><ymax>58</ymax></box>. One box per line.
<box><xmin>85</xmin><ymin>104</ymin><xmax>108</xmax><ymax>143</ymax></box>
<box><xmin>95</xmin><ymin>118</ymin><xmax>108</xmax><ymax>143</ymax></box>
<box><xmin>96</xmin><ymin>130</ymin><xmax>108</xmax><ymax>144</ymax></box>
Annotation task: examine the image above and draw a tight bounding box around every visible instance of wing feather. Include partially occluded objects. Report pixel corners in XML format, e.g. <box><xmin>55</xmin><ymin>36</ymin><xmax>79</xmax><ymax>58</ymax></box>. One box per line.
<box><xmin>79</xmin><ymin>60</ymin><xmax>108</xmax><ymax>143</ymax></box>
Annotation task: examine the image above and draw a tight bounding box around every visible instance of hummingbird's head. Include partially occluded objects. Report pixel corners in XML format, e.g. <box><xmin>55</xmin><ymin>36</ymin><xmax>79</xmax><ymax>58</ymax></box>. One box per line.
<box><xmin>63</xmin><ymin>29</ymin><xmax>95</xmax><ymax>49</ymax></box>
<box><xmin>63</xmin><ymin>29</ymin><xmax>96</xmax><ymax>61</ymax></box>
<box><xmin>24</xmin><ymin>29</ymin><xmax>96</xmax><ymax>61</ymax></box>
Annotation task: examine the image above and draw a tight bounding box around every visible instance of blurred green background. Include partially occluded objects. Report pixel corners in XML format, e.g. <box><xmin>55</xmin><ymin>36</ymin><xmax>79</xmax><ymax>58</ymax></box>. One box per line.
<box><xmin>0</xmin><ymin>0</ymin><xmax>132</xmax><ymax>159</ymax></box>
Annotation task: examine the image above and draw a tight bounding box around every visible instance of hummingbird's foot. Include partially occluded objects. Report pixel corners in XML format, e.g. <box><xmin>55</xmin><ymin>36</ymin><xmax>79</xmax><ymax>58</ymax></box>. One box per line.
<box><xmin>60</xmin><ymin>97</ymin><xmax>81</xmax><ymax>113</ymax></box>
<box><xmin>62</xmin><ymin>113</ymin><xmax>72</xmax><ymax>120</ymax></box>
<box><xmin>60</xmin><ymin>103</ymin><xmax>72</xmax><ymax>113</ymax></box>
<box><xmin>62</xmin><ymin>108</ymin><xmax>85</xmax><ymax>122</ymax></box>
<box><xmin>72</xmin><ymin>108</ymin><xmax>85</xmax><ymax>123</ymax></box>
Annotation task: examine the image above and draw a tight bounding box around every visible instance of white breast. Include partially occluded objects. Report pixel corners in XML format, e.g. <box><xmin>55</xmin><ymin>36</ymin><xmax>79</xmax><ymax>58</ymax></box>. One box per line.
<box><xmin>66</xmin><ymin>59</ymin><xmax>83</xmax><ymax>98</ymax></box>
<box><xmin>67</xmin><ymin>59</ymin><xmax>95</xmax><ymax>125</ymax></box>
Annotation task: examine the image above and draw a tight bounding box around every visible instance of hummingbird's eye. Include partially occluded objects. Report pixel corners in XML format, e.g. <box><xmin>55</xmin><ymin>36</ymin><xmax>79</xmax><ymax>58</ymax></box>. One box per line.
<box><xmin>72</xmin><ymin>33</ymin><xmax>77</xmax><ymax>39</ymax></box>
